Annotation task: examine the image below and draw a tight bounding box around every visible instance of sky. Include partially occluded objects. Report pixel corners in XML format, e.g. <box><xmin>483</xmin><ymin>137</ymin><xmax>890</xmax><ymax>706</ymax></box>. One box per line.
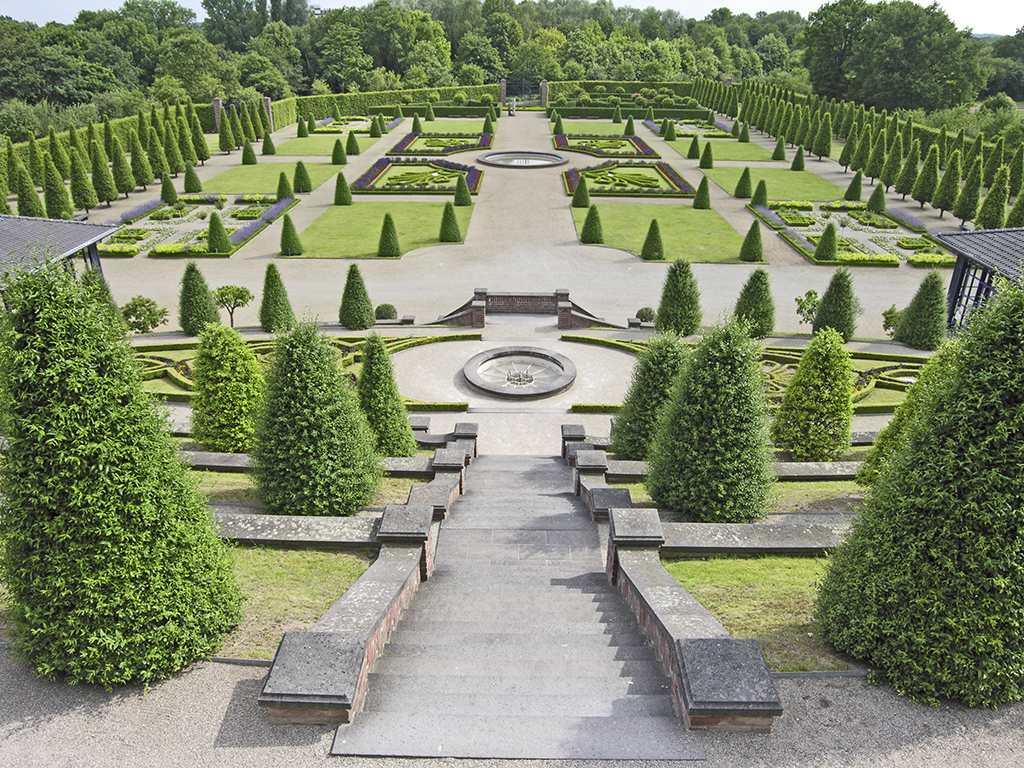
<box><xmin>11</xmin><ymin>1</ymin><xmax>1021</xmax><ymax>39</ymax></box>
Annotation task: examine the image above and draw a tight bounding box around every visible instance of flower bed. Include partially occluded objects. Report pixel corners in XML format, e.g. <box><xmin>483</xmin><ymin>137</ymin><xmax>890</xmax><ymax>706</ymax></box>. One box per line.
<box><xmin>748</xmin><ymin>204</ymin><xmax>787</xmax><ymax>230</ymax></box>
<box><xmin>849</xmin><ymin>210</ymin><xmax>898</xmax><ymax>229</ymax></box>
<box><xmin>776</xmin><ymin>209</ymin><xmax>816</xmax><ymax>227</ymax></box>
<box><xmin>353</xmin><ymin>158</ymin><xmax>482</xmax><ymax>194</ymax></box>
<box><xmin>780</xmin><ymin>226</ymin><xmax>900</xmax><ymax>267</ymax></box>
<box><xmin>387</xmin><ymin>132</ymin><xmax>492</xmax><ymax>156</ymax></box>
<box><xmin>98</xmin><ymin>243</ymin><xmax>141</xmax><ymax>256</ymax></box>
<box><xmin>563</xmin><ymin>160</ymin><xmax>695</xmax><ymax>198</ymax></box>
<box><xmin>149</xmin><ymin>205</ymin><xmax>197</xmax><ymax>221</ymax></box>
<box><xmin>554</xmin><ymin>134</ymin><xmax>658</xmax><ymax>158</ymax></box>
<box><xmin>119</xmin><ymin>198</ymin><xmax>165</xmax><ymax>224</ymax></box>
<box><xmin>820</xmin><ymin>200</ymin><xmax>868</xmax><ymax>211</ymax></box>
<box><xmin>145</xmin><ymin>197</ymin><xmax>296</xmax><ymax>257</ymax></box>
<box><xmin>767</xmin><ymin>199</ymin><xmax>814</xmax><ymax>211</ymax></box>
<box><xmin>883</xmin><ymin>207</ymin><xmax>927</xmax><ymax>233</ymax></box>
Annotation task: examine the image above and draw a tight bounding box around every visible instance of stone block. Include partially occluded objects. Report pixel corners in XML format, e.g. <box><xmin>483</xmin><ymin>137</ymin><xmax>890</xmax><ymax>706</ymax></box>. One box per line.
<box><xmin>573</xmin><ymin>450</ymin><xmax>608</xmax><ymax>471</ymax></box>
<box><xmin>259</xmin><ymin>631</ymin><xmax>363</xmax><ymax>721</ymax></box>
<box><xmin>565</xmin><ymin>442</ymin><xmax>595</xmax><ymax>466</ymax></box>
<box><xmin>377</xmin><ymin>505</ymin><xmax>433</xmax><ymax>542</ymax></box>
<box><xmin>453</xmin><ymin>422</ymin><xmax>479</xmax><ymax>440</ymax></box>
<box><xmin>588</xmin><ymin>487</ymin><xmax>632</xmax><ymax>521</ymax></box>
<box><xmin>609</xmin><ymin>507</ymin><xmax>664</xmax><ymax>547</ymax></box>
<box><xmin>408</xmin><ymin>416</ymin><xmax>431</xmax><ymax>433</ymax></box>
<box><xmin>676</xmin><ymin>637</ymin><xmax>782</xmax><ymax>726</ymax></box>
<box><xmin>432</xmin><ymin>448</ymin><xmax>469</xmax><ymax>470</ymax></box>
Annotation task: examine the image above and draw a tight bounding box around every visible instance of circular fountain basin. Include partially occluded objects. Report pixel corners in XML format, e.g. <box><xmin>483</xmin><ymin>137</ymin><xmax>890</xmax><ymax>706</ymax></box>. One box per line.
<box><xmin>463</xmin><ymin>347</ymin><xmax>577</xmax><ymax>399</ymax></box>
<box><xmin>477</xmin><ymin>151</ymin><xmax>568</xmax><ymax>168</ymax></box>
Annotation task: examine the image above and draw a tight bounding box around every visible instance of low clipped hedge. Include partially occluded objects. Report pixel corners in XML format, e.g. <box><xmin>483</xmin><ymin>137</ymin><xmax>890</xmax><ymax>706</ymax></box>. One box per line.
<box><xmin>908</xmin><ymin>252</ymin><xmax>957</xmax><ymax>267</ymax></box>
<box><xmin>571</xmin><ymin>403</ymin><xmax>621</xmax><ymax>413</ymax></box>
<box><xmin>403</xmin><ymin>399</ymin><xmax>469</xmax><ymax>412</ymax></box>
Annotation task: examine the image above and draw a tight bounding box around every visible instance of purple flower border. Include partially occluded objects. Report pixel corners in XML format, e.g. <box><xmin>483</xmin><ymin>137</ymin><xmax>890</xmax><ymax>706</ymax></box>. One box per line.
<box><xmin>120</xmin><ymin>198</ymin><xmax>165</xmax><ymax>223</ymax></box>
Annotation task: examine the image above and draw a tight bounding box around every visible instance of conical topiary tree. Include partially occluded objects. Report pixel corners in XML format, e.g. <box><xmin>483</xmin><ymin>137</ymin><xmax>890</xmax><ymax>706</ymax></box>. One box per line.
<box><xmin>178</xmin><ymin>116</ymin><xmax>198</xmax><ymax>167</ymax></box>
<box><xmin>129</xmin><ymin>128</ymin><xmax>154</xmax><ymax>191</ymax></box>
<box><xmin>580</xmin><ymin>204</ymin><xmax>603</xmax><ymax>244</ymax></box>
<box><xmin>148</xmin><ymin>126</ymin><xmax>169</xmax><ymax>181</ymax></box>
<box><xmin>47</xmin><ymin>126</ymin><xmax>70</xmax><ymax>179</ymax></box>
<box><xmin>815</xmin><ymin>276</ymin><xmax>1024</xmax><ymax>707</ymax></box>
<box><xmin>655</xmin><ymin>259</ymin><xmax>701</xmax><ymax>335</ymax></box>
<box><xmin>280</xmin><ymin>213</ymin><xmax>303</xmax><ymax>255</ymax></box>
<box><xmin>865</xmin><ymin>133</ymin><xmax>887</xmax><ymax>183</ymax></box>
<box><xmin>610</xmin><ymin>333</ymin><xmax>688</xmax><ymax>461</ymax></box>
<box><xmin>377</xmin><ymin>212</ymin><xmax>400</xmax><ymax>258</ymax></box>
<box><xmin>240</xmin><ymin>103</ymin><xmax>257</xmax><ymax>143</ymax></box>
<box><xmin>0</xmin><ymin>265</ymin><xmax>241</xmax><ymax>688</ymax></box>
<box><xmin>259</xmin><ymin>263</ymin><xmax>296</xmax><ymax>333</ymax></box>
<box><xmin>895</xmin><ymin>139</ymin><xmax>920</xmax><ymax>200</ymax></box>
<box><xmin>191</xmin><ymin>114</ymin><xmax>210</xmax><ymax>165</ymax></box>
<box><xmin>159</xmin><ymin>173</ymin><xmax>177</xmax><ymax>205</ymax></box>
<box><xmin>454</xmin><ymin>174</ymin><xmax>472</xmax><ymax>206</ymax></box>
<box><xmin>983</xmin><ymin>136</ymin><xmax>1004</xmax><ymax>188</ymax></box>
<box><xmin>664</xmin><ymin>120</ymin><xmax>677</xmax><ymax>141</ymax></box>
<box><xmin>482</xmin><ymin>114</ymin><xmax>494</xmax><ymax>134</ymax></box>
<box><xmin>790</xmin><ymin>145</ymin><xmax>805</xmax><ymax>171</ymax></box>
<box><xmin>241</xmin><ymin>140</ymin><xmax>257</xmax><ymax>165</ymax></box>
<box><xmin>773</xmin><ymin>134</ymin><xmax>786</xmax><ymax>161</ymax></box>
<box><xmin>844</xmin><ymin>170</ymin><xmax>863</xmax><ymax>201</ymax></box>
<box><xmin>207</xmin><ymin>211</ymin><xmax>232</xmax><ymax>254</ymax></box>
<box><xmin>1007</xmin><ymin>143</ymin><xmax>1024</xmax><ymax>200</ymax></box>
<box><xmin>339</xmin><ymin>263</ymin><xmax>375</xmax><ymax>330</ymax></box>
<box><xmin>439</xmin><ymin>201</ymin><xmax>461</xmax><ymax>242</ymax></box>
<box><xmin>425</xmin><ymin>102</ymin><xmax>435</xmax><ymax>121</ymax></box>
<box><xmin>734</xmin><ymin>266</ymin><xmax>774</xmax><ymax>338</ymax></box>
<box><xmin>90</xmin><ymin>140</ymin><xmax>118</xmax><ymax>206</ymax></box>
<box><xmin>346</xmin><ymin>131</ymin><xmax>360</xmax><ymax>156</ymax></box>
<box><xmin>624</xmin><ymin>115</ymin><xmax>635</xmax><ymax>136</ymax></box>
<box><xmin>357</xmin><ymin>333</ymin><xmax>418</xmax><ymax>457</ymax></box>
<box><xmin>184</xmin><ymin>162</ymin><xmax>202</xmax><ymax>193</ymax></box>
<box><xmin>866</xmin><ymin>183</ymin><xmax>886</xmax><ymax>213</ymax></box>
<box><xmin>571</xmin><ymin>176</ymin><xmax>590</xmax><ymax>208</ymax></box>
<box><xmin>687</xmin><ymin>136</ymin><xmax>700</xmax><ymax>159</ymax></box>
<box><xmin>1007</xmin><ymin>186</ymin><xmax>1024</xmax><ymax>228</ymax></box>
<box><xmin>739</xmin><ymin>220</ymin><xmax>763</xmax><ymax>262</ymax></box>
<box><xmin>838</xmin><ymin>124</ymin><xmax>858</xmax><ymax>170</ymax></box>
<box><xmin>646</xmin><ymin>320</ymin><xmax>773</xmax><ymax>523</ymax></box>
<box><xmin>191</xmin><ymin>324</ymin><xmax>263</xmax><ymax>453</ymax></box>
<box><xmin>276</xmin><ymin>171</ymin><xmax>293</xmax><ymax>202</ymax></box>
<box><xmin>218</xmin><ymin>110</ymin><xmax>235</xmax><ymax>154</ymax></box>
<box><xmin>332</xmin><ymin>138</ymin><xmax>347</xmax><ymax>165</ymax></box>
<box><xmin>771</xmin><ymin>326</ymin><xmax>852</xmax><ymax>461</ymax></box>
<box><xmin>699</xmin><ymin>141</ymin><xmax>714</xmax><ymax>169</ymax></box>
<box><xmin>813</xmin><ymin>113</ymin><xmax>833</xmax><ymax>160</ymax></box>
<box><xmin>611</xmin><ymin>104</ymin><xmax>622</xmax><ymax>123</ymax></box>
<box><xmin>975</xmin><ymin>164</ymin><xmax>1009</xmax><ymax>230</ymax></box>
<box><xmin>262</xmin><ymin>130</ymin><xmax>277</xmax><ymax>156</ymax></box>
<box><xmin>43</xmin><ymin>153</ymin><xmax>73</xmax><ymax>220</ymax></box>
<box><xmin>296</xmin><ymin>116</ymin><xmax>309</xmax><ymax>138</ymax></box>
<box><xmin>306</xmin><ymin>115</ymin><xmax>316</xmax><ymax>135</ymax></box>
<box><xmin>252</xmin><ymin>323</ymin><xmax>382</xmax><ymax>516</ymax></box>
<box><xmin>109</xmin><ymin>135</ymin><xmax>134</xmax><ymax>198</ymax></box>
<box><xmin>892</xmin><ymin>270</ymin><xmax>947</xmax><ymax>351</ymax></box>
<box><xmin>293</xmin><ymin>160</ymin><xmax>312</xmax><ymax>193</ymax></box>
<box><xmin>334</xmin><ymin>172</ymin><xmax>352</xmax><ymax>205</ymax></box>
<box><xmin>230</xmin><ymin>108</ymin><xmax>245</xmax><ymax>149</ymax></box>
<box><xmin>178</xmin><ymin>260</ymin><xmax>220</xmax><ymax>335</ymax></box>
<box><xmin>734</xmin><ymin>166</ymin><xmax>752</xmax><ymax>198</ymax></box>
<box><xmin>931</xmin><ymin>149</ymin><xmax>961</xmax><ymax>217</ymax></box>
<box><xmin>640</xmin><ymin>219</ymin><xmax>664</xmax><ymax>260</ymax></box>
<box><xmin>751</xmin><ymin>179</ymin><xmax>768</xmax><ymax>207</ymax></box>
<box><xmin>369</xmin><ymin>116</ymin><xmax>382</xmax><ymax>138</ymax></box>
<box><xmin>953</xmin><ymin>156</ymin><xmax>983</xmax><ymax>225</ymax></box>
<box><xmin>850</xmin><ymin>128</ymin><xmax>871</xmax><ymax>173</ymax></box>
<box><xmin>693</xmin><ymin>176</ymin><xmax>711</xmax><ymax>209</ymax></box>
<box><xmin>553</xmin><ymin>115</ymin><xmax>565</xmax><ymax>134</ymax></box>
<box><xmin>880</xmin><ymin>135</ymin><xmax>903</xmax><ymax>192</ymax></box>
<box><xmin>739</xmin><ymin>121</ymin><xmax>751</xmax><ymax>143</ymax></box>
<box><xmin>26</xmin><ymin>134</ymin><xmax>44</xmax><ymax>186</ymax></box>
<box><xmin>812</xmin><ymin>266</ymin><xmax>858</xmax><ymax>342</ymax></box>
<box><xmin>69</xmin><ymin>147</ymin><xmax>98</xmax><ymax>213</ymax></box>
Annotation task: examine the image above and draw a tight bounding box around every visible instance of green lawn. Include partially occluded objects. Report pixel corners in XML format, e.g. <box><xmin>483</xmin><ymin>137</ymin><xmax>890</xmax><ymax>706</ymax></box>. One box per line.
<box><xmin>668</xmin><ymin>138</ymin><xmax>774</xmax><ymax>162</ymax></box>
<box><xmin>204</xmin><ymin>161</ymin><xmax>340</xmax><ymax>194</ymax></box>
<box><xmin>663</xmin><ymin>556</ymin><xmax>850</xmax><ymax>672</ymax></box>
<box><xmin>275</xmin><ymin>135</ymin><xmax>379</xmax><ymax>156</ymax></box>
<box><xmin>702</xmin><ymin>167</ymin><xmax>845</xmax><ymax>201</ymax></box>
<box><xmin>296</xmin><ymin>201</ymin><xmax>474</xmax><ymax>258</ymax></box>
<box><xmin>559</xmin><ymin>119</ymin><xmax>638</xmax><ymax>136</ymax></box>
<box><xmin>571</xmin><ymin>203</ymin><xmax>744</xmax><ymax>262</ymax></box>
<box><xmin>424</xmin><ymin>118</ymin><xmax>496</xmax><ymax>133</ymax></box>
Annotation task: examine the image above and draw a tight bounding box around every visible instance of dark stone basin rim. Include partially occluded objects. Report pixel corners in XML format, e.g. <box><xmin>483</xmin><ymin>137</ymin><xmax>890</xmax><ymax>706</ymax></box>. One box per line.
<box><xmin>463</xmin><ymin>347</ymin><xmax>577</xmax><ymax>400</ymax></box>
<box><xmin>476</xmin><ymin>151</ymin><xmax>569</xmax><ymax>168</ymax></box>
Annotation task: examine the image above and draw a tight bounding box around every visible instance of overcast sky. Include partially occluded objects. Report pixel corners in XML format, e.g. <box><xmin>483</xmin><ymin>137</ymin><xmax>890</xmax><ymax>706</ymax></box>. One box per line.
<box><xmin>11</xmin><ymin>1</ymin><xmax>1020</xmax><ymax>39</ymax></box>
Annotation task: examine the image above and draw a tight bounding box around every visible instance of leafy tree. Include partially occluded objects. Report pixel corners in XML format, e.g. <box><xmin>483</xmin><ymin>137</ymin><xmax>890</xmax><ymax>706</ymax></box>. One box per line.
<box><xmin>454</xmin><ymin>174</ymin><xmax>472</xmax><ymax>206</ymax></box>
<box><xmin>892</xmin><ymin>270</ymin><xmax>947</xmax><ymax>351</ymax></box>
<box><xmin>43</xmin><ymin>154</ymin><xmax>73</xmax><ymax>220</ymax></box>
<box><xmin>734</xmin><ymin>266</ymin><xmax>775</xmax><ymax>338</ymax></box>
<box><xmin>334</xmin><ymin>172</ymin><xmax>352</xmax><ymax>206</ymax></box>
<box><xmin>734</xmin><ymin>167</ymin><xmax>752</xmax><ymax>198</ymax></box>
<box><xmin>771</xmin><ymin>327</ymin><xmax>853</xmax><ymax>461</ymax></box>
<box><xmin>178</xmin><ymin>260</ymin><xmax>220</xmax><ymax>336</ymax></box>
<box><xmin>646</xmin><ymin>320</ymin><xmax>773</xmax><ymax>523</ymax></box>
<box><xmin>580</xmin><ymin>204</ymin><xmax>603</xmax><ymax>244</ymax></box>
<box><xmin>218</xmin><ymin>110</ymin><xmax>235</xmax><ymax>153</ymax></box>
<box><xmin>815</xmin><ymin>277</ymin><xmax>1024</xmax><ymax>707</ymax></box>
<box><xmin>439</xmin><ymin>201</ymin><xmax>461</xmax><ymax>242</ymax></box>
<box><xmin>953</xmin><ymin>156</ymin><xmax>983</xmax><ymax>225</ymax></box>
<box><xmin>844</xmin><ymin>170</ymin><xmax>863</xmax><ymax>201</ymax></box>
<box><xmin>931</xmin><ymin>149</ymin><xmax>961</xmax><ymax>217</ymax></box>
<box><xmin>655</xmin><ymin>259</ymin><xmax>701</xmax><ymax>335</ymax></box>
<box><xmin>699</xmin><ymin>141</ymin><xmax>714</xmax><ymax>169</ymax></box>
<box><xmin>0</xmin><ymin>265</ymin><xmax>240</xmax><ymax>687</ymax></box>
<box><xmin>357</xmin><ymin>333</ymin><xmax>417</xmax><ymax>458</ymax></box>
<box><xmin>276</xmin><ymin>171</ymin><xmax>293</xmax><ymax>202</ymax></box>
<box><xmin>212</xmin><ymin>285</ymin><xmax>254</xmax><ymax>329</ymax></box>
<box><xmin>259</xmin><ymin>263</ymin><xmax>296</xmax><ymax>334</ymax></box>
<box><xmin>69</xmin><ymin>147</ymin><xmax>98</xmax><ymax>213</ymax></box>
<box><xmin>739</xmin><ymin>220</ymin><xmax>763</xmax><ymax>262</ymax></box>
<box><xmin>191</xmin><ymin>324</ymin><xmax>262</xmax><ymax>453</ymax></box>
<box><xmin>571</xmin><ymin>177</ymin><xmax>590</xmax><ymax>208</ymax></box>
<box><xmin>641</xmin><ymin>219</ymin><xmax>664</xmax><ymax>261</ymax></box>
<box><xmin>880</xmin><ymin>135</ymin><xmax>903</xmax><ymax>192</ymax></box>
<box><xmin>377</xmin><ymin>212</ymin><xmax>400</xmax><ymax>258</ymax></box>
<box><xmin>975</xmin><ymin>165</ymin><xmax>1010</xmax><ymax>230</ymax></box>
<box><xmin>693</xmin><ymin>176</ymin><xmax>711</xmax><ymax>209</ymax></box>
<box><xmin>812</xmin><ymin>266</ymin><xmax>858</xmax><ymax>342</ymax></box>
<box><xmin>866</xmin><ymin>183</ymin><xmax>886</xmax><ymax>213</ymax></box>
<box><xmin>121</xmin><ymin>296</ymin><xmax>168</xmax><ymax>334</ymax></box>
<box><xmin>339</xmin><ymin>263</ymin><xmax>375</xmax><ymax>330</ymax></box>
<box><xmin>90</xmin><ymin>140</ymin><xmax>118</xmax><ymax>206</ymax></box>
<box><xmin>610</xmin><ymin>333</ymin><xmax>688</xmax><ymax>461</ymax></box>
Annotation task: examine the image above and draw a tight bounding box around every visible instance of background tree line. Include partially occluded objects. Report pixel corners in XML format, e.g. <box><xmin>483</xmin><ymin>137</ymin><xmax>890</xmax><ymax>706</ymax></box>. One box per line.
<box><xmin>0</xmin><ymin>0</ymin><xmax>1021</xmax><ymax>146</ymax></box>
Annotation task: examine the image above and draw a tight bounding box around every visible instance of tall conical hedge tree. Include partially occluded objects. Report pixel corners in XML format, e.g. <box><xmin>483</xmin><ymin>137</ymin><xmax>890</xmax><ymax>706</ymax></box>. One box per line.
<box><xmin>262</xmin><ymin>130</ymin><xmax>277</xmax><ymax>156</ymax></box>
<box><xmin>377</xmin><ymin>212</ymin><xmax>400</xmax><ymax>258</ymax></box>
<box><xmin>206</xmin><ymin>211</ymin><xmax>232</xmax><ymax>254</ymax></box>
<box><xmin>812</xmin><ymin>266</ymin><xmax>858</xmax><ymax>342</ymax></box>
<box><xmin>252</xmin><ymin>323</ymin><xmax>382</xmax><ymax>516</ymax></box>
<box><xmin>911</xmin><ymin>145</ymin><xmax>939</xmax><ymax>207</ymax></box>
<box><xmin>184</xmin><ymin>162</ymin><xmax>202</xmax><ymax>193</ymax></box>
<box><xmin>358</xmin><ymin>333</ymin><xmax>418</xmax><ymax>457</ymax></box>
<box><xmin>1007</xmin><ymin>186</ymin><xmax>1024</xmax><ymax>228</ymax></box>
<box><xmin>346</xmin><ymin>131</ymin><xmax>360</xmax><ymax>155</ymax></box>
<box><xmin>369</xmin><ymin>116</ymin><xmax>383</xmax><ymax>138</ymax></box>
<box><xmin>983</xmin><ymin>136</ymin><xmax>1004</xmax><ymax>188</ymax></box>
<box><xmin>339</xmin><ymin>263</ymin><xmax>375</xmax><ymax>330</ymax></box>
<box><xmin>975</xmin><ymin>164</ymin><xmax>1010</xmax><ymax>230</ymax></box>
<box><xmin>69</xmin><ymin>147</ymin><xmax>98</xmax><ymax>213</ymax></box>
<box><xmin>89</xmin><ymin>140</ymin><xmax>118</xmax><ymax>206</ymax></box>
<box><xmin>230</xmin><ymin>108</ymin><xmax>245</xmax><ymax>149</ymax></box>
<box><xmin>276</xmin><ymin>171</ymin><xmax>293</xmax><ymax>202</ymax></box>
<box><xmin>241</xmin><ymin>140</ymin><xmax>257</xmax><ymax>165</ymax></box>
<box><xmin>813</xmin><ymin>113</ymin><xmax>833</xmax><ymax>160</ymax></box>
<box><xmin>553</xmin><ymin>115</ymin><xmax>565</xmax><ymax>134</ymax></box>
<box><xmin>693</xmin><ymin>176</ymin><xmax>711</xmax><ymax>209</ymax></box>
<box><xmin>191</xmin><ymin>324</ymin><xmax>263</xmax><ymax>454</ymax></box>
<box><xmin>0</xmin><ymin>265</ymin><xmax>241</xmax><ymax>687</ymax></box>
<box><xmin>147</xmin><ymin>126</ymin><xmax>169</xmax><ymax>182</ymax></box>
<box><xmin>953</xmin><ymin>156</ymin><xmax>983</xmax><ymax>225</ymax></box>
<box><xmin>790</xmin><ymin>145</ymin><xmax>805</xmax><ymax>171</ymax></box>
<box><xmin>178</xmin><ymin>261</ymin><xmax>220</xmax><ymax>336</ymax></box>
<box><xmin>580</xmin><ymin>204</ymin><xmax>603</xmax><ymax>244</ymax></box>
<box><xmin>687</xmin><ymin>136</ymin><xmax>700</xmax><ymax>159</ymax></box>
<box><xmin>894</xmin><ymin>139</ymin><xmax>920</xmax><ymax>200</ymax></box>
<box><xmin>739</xmin><ymin>220</ymin><xmax>763</xmax><ymax>262</ymax></box>
<box><xmin>439</xmin><ymin>201</ymin><xmax>461</xmax><ymax>242</ymax></box>
<box><xmin>773</xmin><ymin>134</ymin><xmax>787</xmax><ymax>161</ymax></box>
<box><xmin>815</xmin><ymin>276</ymin><xmax>1024</xmax><ymax>707</ymax></box>
<box><xmin>129</xmin><ymin>128</ymin><xmax>153</xmax><ymax>190</ymax></box>
<box><xmin>699</xmin><ymin>141</ymin><xmax>714</xmax><ymax>169</ymax></box>
<box><xmin>611</xmin><ymin>104</ymin><xmax>622</xmax><ymax>123</ymax></box>
<box><xmin>844</xmin><ymin>170</ymin><xmax>863</xmax><ymax>201</ymax></box>
<box><xmin>27</xmin><ymin>134</ymin><xmax>44</xmax><ymax>187</ymax></box>
<box><xmin>640</xmin><ymin>219</ymin><xmax>664</xmax><ymax>260</ymax></box>
<box><xmin>734</xmin><ymin>266</ymin><xmax>774</xmax><ymax>338</ymax></box>
<box><xmin>240</xmin><ymin>102</ymin><xmax>257</xmax><ymax>143</ymax></box>
<box><xmin>280</xmin><ymin>213</ymin><xmax>303</xmax><ymax>255</ymax></box>
<box><xmin>838</xmin><ymin>124</ymin><xmax>858</xmax><ymax>171</ymax></box>
<box><xmin>751</xmin><ymin>179</ymin><xmax>768</xmax><ymax>207</ymax></box>
<box><xmin>191</xmin><ymin>114</ymin><xmax>210</xmax><ymax>165</ymax></box>
<box><xmin>178</xmin><ymin>116</ymin><xmax>198</xmax><ymax>167</ymax></box>
<box><xmin>892</xmin><ymin>270</ymin><xmax>947</xmax><ymax>351</ymax></box>
<box><xmin>160</xmin><ymin>173</ymin><xmax>177</xmax><ymax>205</ymax></box>
<box><xmin>47</xmin><ymin>126</ymin><xmax>70</xmax><ymax>179</ymax></box>
<box><xmin>814</xmin><ymin>221</ymin><xmax>839</xmax><ymax>261</ymax></box>
<box><xmin>42</xmin><ymin>153</ymin><xmax>73</xmax><ymax>220</ymax></box>
<box><xmin>259</xmin><ymin>263</ymin><xmax>296</xmax><ymax>333</ymax></box>
<box><xmin>1007</xmin><ymin>143</ymin><xmax>1024</xmax><ymax>200</ymax></box>
<box><xmin>218</xmin><ymin>110</ymin><xmax>235</xmax><ymax>153</ymax></box>
<box><xmin>771</xmin><ymin>326</ymin><xmax>852</xmax><ymax>461</ymax></box>
<box><xmin>931</xmin><ymin>149</ymin><xmax>961</xmax><ymax>217</ymax></box>
<box><xmin>331</xmin><ymin>138</ymin><xmax>347</xmax><ymax>165</ymax></box>
<box><xmin>571</xmin><ymin>176</ymin><xmax>590</xmax><ymax>208</ymax></box>
<box><xmin>734</xmin><ymin>166</ymin><xmax>753</xmax><ymax>198</ymax></box>
<box><xmin>880</xmin><ymin>135</ymin><xmax>903</xmax><ymax>192</ymax></box>
<box><xmin>850</xmin><ymin>128</ymin><xmax>872</xmax><ymax>173</ymax></box>
<box><xmin>610</xmin><ymin>333</ymin><xmax>688</xmax><ymax>461</ymax></box>
<box><xmin>110</xmin><ymin>135</ymin><xmax>134</xmax><ymax>197</ymax></box>
<box><xmin>646</xmin><ymin>320</ymin><xmax>773</xmax><ymax>523</ymax></box>
<box><xmin>866</xmin><ymin>183</ymin><xmax>886</xmax><ymax>213</ymax></box>
<box><xmin>664</xmin><ymin>120</ymin><xmax>677</xmax><ymax>141</ymax></box>
<box><xmin>293</xmin><ymin>160</ymin><xmax>312</xmax><ymax>193</ymax></box>
<box><xmin>624</xmin><ymin>115</ymin><xmax>635</xmax><ymax>136</ymax></box>
<box><xmin>454</xmin><ymin>174</ymin><xmax>472</xmax><ymax>206</ymax></box>
<box><xmin>865</xmin><ymin>133</ymin><xmax>887</xmax><ymax>184</ymax></box>
<box><xmin>334</xmin><ymin>172</ymin><xmax>352</xmax><ymax>205</ymax></box>
<box><xmin>163</xmin><ymin>121</ymin><xmax>184</xmax><ymax>176</ymax></box>
<box><xmin>655</xmin><ymin>259</ymin><xmax>701</xmax><ymax>335</ymax></box>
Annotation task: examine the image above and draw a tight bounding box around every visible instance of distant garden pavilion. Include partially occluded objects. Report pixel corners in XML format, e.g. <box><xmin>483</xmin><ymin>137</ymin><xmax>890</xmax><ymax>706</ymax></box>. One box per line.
<box><xmin>0</xmin><ymin>214</ymin><xmax>121</xmax><ymax>281</ymax></box>
<box><xmin>935</xmin><ymin>228</ymin><xmax>1024</xmax><ymax>329</ymax></box>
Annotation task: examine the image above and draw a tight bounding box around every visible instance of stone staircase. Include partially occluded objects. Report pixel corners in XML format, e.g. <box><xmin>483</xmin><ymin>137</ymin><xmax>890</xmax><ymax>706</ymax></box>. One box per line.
<box><xmin>331</xmin><ymin>455</ymin><xmax>703</xmax><ymax>759</ymax></box>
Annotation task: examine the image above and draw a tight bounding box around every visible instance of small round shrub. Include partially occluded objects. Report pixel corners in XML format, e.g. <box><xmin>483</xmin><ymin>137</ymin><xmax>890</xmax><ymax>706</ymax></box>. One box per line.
<box><xmin>635</xmin><ymin>307</ymin><xmax>655</xmax><ymax>323</ymax></box>
<box><xmin>375</xmin><ymin>303</ymin><xmax>398</xmax><ymax>320</ymax></box>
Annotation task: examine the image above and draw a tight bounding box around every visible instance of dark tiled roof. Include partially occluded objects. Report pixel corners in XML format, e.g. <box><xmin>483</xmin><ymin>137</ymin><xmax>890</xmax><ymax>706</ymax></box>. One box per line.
<box><xmin>934</xmin><ymin>228</ymin><xmax>1024</xmax><ymax>280</ymax></box>
<box><xmin>0</xmin><ymin>214</ymin><xmax>121</xmax><ymax>274</ymax></box>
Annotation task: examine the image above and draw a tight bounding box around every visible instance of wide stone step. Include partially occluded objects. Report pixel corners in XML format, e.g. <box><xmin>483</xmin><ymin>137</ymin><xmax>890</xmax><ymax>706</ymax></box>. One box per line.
<box><xmin>438</xmin><ymin>528</ymin><xmax>600</xmax><ymax>548</ymax></box>
<box><xmin>440</xmin><ymin>514</ymin><xmax>596</xmax><ymax>531</ymax></box>
<box><xmin>391</xmin><ymin>618</ymin><xmax>646</xmax><ymax>636</ymax></box>
<box><xmin>365</xmin><ymin>672</ymin><xmax>673</xmax><ymax>698</ymax></box>
<box><xmin>379</xmin><ymin>640</ymin><xmax>658</xmax><ymax>663</ymax></box>
<box><xmin>332</xmin><ymin>712</ymin><xmax>704</xmax><ymax>760</ymax></box>
<box><xmin>387</xmin><ymin>627</ymin><xmax>650</xmax><ymax>648</ymax></box>
<box><xmin>400</xmin><ymin>596</ymin><xmax>633</xmax><ymax>620</ymax></box>
<box><xmin>420</xmin><ymin>568</ymin><xmax>613</xmax><ymax>591</ymax></box>
<box><xmin>369</xmin><ymin>655</ymin><xmax>664</xmax><ymax>679</ymax></box>
<box><xmin>360</xmin><ymin>691</ymin><xmax>677</xmax><ymax>718</ymax></box>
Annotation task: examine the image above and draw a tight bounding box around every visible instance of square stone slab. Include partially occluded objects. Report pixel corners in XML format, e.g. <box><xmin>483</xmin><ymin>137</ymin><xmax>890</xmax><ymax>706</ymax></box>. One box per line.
<box><xmin>677</xmin><ymin>637</ymin><xmax>782</xmax><ymax>717</ymax></box>
<box><xmin>610</xmin><ymin>507</ymin><xmax>665</xmax><ymax>547</ymax></box>
<box><xmin>377</xmin><ymin>505</ymin><xmax>433</xmax><ymax>542</ymax></box>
